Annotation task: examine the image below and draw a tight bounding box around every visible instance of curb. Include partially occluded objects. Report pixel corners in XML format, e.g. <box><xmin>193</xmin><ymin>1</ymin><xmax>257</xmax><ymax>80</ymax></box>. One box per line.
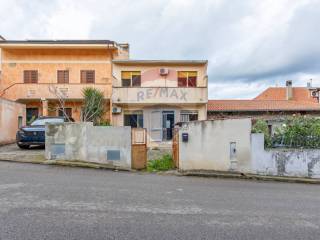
<box><xmin>178</xmin><ymin>171</ymin><xmax>320</xmax><ymax>184</ymax></box>
<box><xmin>0</xmin><ymin>157</ymin><xmax>130</xmax><ymax>172</ymax></box>
<box><xmin>1</xmin><ymin>157</ymin><xmax>319</xmax><ymax>184</ymax></box>
<box><xmin>45</xmin><ymin>160</ymin><xmax>131</xmax><ymax>172</ymax></box>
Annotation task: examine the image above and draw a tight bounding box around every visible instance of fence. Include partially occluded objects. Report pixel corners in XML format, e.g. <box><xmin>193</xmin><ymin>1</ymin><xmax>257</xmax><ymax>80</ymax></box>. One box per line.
<box><xmin>271</xmin><ymin>135</ymin><xmax>320</xmax><ymax>149</ymax></box>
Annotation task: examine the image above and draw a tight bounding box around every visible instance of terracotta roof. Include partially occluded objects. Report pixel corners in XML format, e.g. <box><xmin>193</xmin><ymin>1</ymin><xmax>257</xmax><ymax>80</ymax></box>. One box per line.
<box><xmin>254</xmin><ymin>87</ymin><xmax>317</xmax><ymax>102</ymax></box>
<box><xmin>208</xmin><ymin>100</ymin><xmax>320</xmax><ymax>112</ymax></box>
<box><xmin>0</xmin><ymin>39</ymin><xmax>115</xmax><ymax>45</ymax></box>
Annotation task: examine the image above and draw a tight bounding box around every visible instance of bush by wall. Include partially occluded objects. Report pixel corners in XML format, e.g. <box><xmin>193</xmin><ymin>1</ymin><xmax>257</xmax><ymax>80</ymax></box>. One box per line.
<box><xmin>252</xmin><ymin>117</ymin><xmax>320</xmax><ymax>149</ymax></box>
<box><xmin>273</xmin><ymin>117</ymin><xmax>320</xmax><ymax>148</ymax></box>
<box><xmin>147</xmin><ymin>154</ymin><xmax>175</xmax><ymax>172</ymax></box>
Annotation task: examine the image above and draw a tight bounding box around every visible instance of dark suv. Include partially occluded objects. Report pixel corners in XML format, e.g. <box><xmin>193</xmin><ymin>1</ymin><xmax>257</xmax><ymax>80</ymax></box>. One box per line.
<box><xmin>16</xmin><ymin>116</ymin><xmax>74</xmax><ymax>149</ymax></box>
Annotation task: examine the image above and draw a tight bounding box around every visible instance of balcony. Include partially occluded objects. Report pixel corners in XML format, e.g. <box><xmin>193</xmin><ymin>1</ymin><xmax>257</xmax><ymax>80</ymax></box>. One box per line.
<box><xmin>1</xmin><ymin>83</ymin><xmax>111</xmax><ymax>101</ymax></box>
<box><xmin>112</xmin><ymin>87</ymin><xmax>207</xmax><ymax>104</ymax></box>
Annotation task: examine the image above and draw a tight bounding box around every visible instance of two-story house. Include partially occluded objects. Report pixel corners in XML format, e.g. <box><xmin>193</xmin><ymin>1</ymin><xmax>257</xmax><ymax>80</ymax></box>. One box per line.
<box><xmin>112</xmin><ymin>60</ymin><xmax>208</xmax><ymax>147</ymax></box>
<box><xmin>0</xmin><ymin>39</ymin><xmax>129</xmax><ymax>123</ymax></box>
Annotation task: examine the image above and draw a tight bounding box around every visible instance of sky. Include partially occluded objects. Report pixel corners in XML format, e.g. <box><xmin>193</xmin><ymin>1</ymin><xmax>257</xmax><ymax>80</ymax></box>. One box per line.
<box><xmin>1</xmin><ymin>0</ymin><xmax>320</xmax><ymax>99</ymax></box>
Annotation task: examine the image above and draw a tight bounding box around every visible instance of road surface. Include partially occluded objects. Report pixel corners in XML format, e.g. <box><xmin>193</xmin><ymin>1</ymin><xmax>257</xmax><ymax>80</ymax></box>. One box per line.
<box><xmin>0</xmin><ymin>161</ymin><xmax>319</xmax><ymax>240</ymax></box>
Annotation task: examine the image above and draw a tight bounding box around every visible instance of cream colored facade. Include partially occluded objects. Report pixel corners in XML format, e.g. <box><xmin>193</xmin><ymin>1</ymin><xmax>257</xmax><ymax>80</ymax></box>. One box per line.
<box><xmin>0</xmin><ymin>41</ymin><xmax>129</xmax><ymax>122</ymax></box>
<box><xmin>112</xmin><ymin>60</ymin><xmax>208</xmax><ymax>147</ymax></box>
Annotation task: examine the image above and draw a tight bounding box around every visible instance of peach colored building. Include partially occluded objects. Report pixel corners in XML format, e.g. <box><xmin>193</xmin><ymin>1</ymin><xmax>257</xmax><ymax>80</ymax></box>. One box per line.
<box><xmin>0</xmin><ymin>38</ymin><xmax>208</xmax><ymax>147</ymax></box>
<box><xmin>0</xmin><ymin>40</ymin><xmax>129</xmax><ymax>123</ymax></box>
<box><xmin>112</xmin><ymin>60</ymin><xmax>208</xmax><ymax>147</ymax></box>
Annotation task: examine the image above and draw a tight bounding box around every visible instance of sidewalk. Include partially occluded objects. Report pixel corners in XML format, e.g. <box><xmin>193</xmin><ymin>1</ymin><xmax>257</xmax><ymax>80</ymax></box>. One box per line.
<box><xmin>0</xmin><ymin>144</ymin><xmax>319</xmax><ymax>183</ymax></box>
<box><xmin>178</xmin><ymin>170</ymin><xmax>320</xmax><ymax>184</ymax></box>
<box><xmin>0</xmin><ymin>144</ymin><xmax>130</xmax><ymax>171</ymax></box>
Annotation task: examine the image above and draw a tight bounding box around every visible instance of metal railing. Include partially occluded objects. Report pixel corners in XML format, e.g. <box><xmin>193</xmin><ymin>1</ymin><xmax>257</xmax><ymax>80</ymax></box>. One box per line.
<box><xmin>271</xmin><ymin>135</ymin><xmax>320</xmax><ymax>149</ymax></box>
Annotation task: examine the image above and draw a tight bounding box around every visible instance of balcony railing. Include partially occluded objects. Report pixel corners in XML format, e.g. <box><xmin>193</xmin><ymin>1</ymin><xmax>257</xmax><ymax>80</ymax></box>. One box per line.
<box><xmin>1</xmin><ymin>83</ymin><xmax>111</xmax><ymax>101</ymax></box>
<box><xmin>112</xmin><ymin>87</ymin><xmax>207</xmax><ymax>104</ymax></box>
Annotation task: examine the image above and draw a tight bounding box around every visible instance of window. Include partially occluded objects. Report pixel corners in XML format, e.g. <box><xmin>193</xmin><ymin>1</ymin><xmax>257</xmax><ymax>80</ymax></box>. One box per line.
<box><xmin>121</xmin><ymin>71</ymin><xmax>141</xmax><ymax>87</ymax></box>
<box><xmin>26</xmin><ymin>108</ymin><xmax>39</xmax><ymax>125</ymax></box>
<box><xmin>124</xmin><ymin>110</ymin><xmax>143</xmax><ymax>128</ymax></box>
<box><xmin>81</xmin><ymin>70</ymin><xmax>95</xmax><ymax>83</ymax></box>
<box><xmin>57</xmin><ymin>70</ymin><xmax>69</xmax><ymax>83</ymax></box>
<box><xmin>178</xmin><ymin>71</ymin><xmax>197</xmax><ymax>87</ymax></box>
<box><xmin>180</xmin><ymin>110</ymin><xmax>198</xmax><ymax>122</ymax></box>
<box><xmin>24</xmin><ymin>70</ymin><xmax>38</xmax><ymax>83</ymax></box>
<box><xmin>58</xmin><ymin>108</ymin><xmax>72</xmax><ymax>119</ymax></box>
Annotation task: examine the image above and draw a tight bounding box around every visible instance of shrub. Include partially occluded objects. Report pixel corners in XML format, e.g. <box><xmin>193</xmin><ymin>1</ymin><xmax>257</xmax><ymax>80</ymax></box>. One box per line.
<box><xmin>273</xmin><ymin>117</ymin><xmax>320</xmax><ymax>148</ymax></box>
<box><xmin>147</xmin><ymin>154</ymin><xmax>175</xmax><ymax>172</ymax></box>
<box><xmin>81</xmin><ymin>87</ymin><xmax>105</xmax><ymax>124</ymax></box>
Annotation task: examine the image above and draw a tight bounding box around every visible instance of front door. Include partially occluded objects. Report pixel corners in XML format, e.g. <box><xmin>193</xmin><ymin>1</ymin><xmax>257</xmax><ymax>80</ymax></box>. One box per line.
<box><xmin>162</xmin><ymin>111</ymin><xmax>174</xmax><ymax>141</ymax></box>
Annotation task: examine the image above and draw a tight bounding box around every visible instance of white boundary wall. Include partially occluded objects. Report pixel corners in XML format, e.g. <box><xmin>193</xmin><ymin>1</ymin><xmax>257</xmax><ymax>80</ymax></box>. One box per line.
<box><xmin>45</xmin><ymin>123</ymin><xmax>132</xmax><ymax>169</ymax></box>
<box><xmin>178</xmin><ymin>120</ymin><xmax>320</xmax><ymax>179</ymax></box>
<box><xmin>251</xmin><ymin>133</ymin><xmax>320</xmax><ymax>178</ymax></box>
<box><xmin>178</xmin><ymin>119</ymin><xmax>252</xmax><ymax>172</ymax></box>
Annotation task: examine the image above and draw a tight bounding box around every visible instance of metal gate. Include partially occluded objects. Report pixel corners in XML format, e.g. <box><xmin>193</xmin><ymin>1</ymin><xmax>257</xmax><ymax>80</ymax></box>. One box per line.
<box><xmin>172</xmin><ymin>128</ymin><xmax>179</xmax><ymax>168</ymax></box>
<box><xmin>131</xmin><ymin>128</ymin><xmax>147</xmax><ymax>170</ymax></box>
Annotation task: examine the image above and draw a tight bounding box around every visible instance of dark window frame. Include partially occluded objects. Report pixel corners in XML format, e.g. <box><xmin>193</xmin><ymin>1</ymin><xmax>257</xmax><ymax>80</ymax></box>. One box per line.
<box><xmin>180</xmin><ymin>110</ymin><xmax>198</xmax><ymax>122</ymax></box>
<box><xmin>58</xmin><ymin>108</ymin><xmax>72</xmax><ymax>118</ymax></box>
<box><xmin>23</xmin><ymin>70</ymin><xmax>38</xmax><ymax>83</ymax></box>
<box><xmin>57</xmin><ymin>70</ymin><xmax>69</xmax><ymax>84</ymax></box>
<box><xmin>121</xmin><ymin>71</ymin><xmax>141</xmax><ymax>87</ymax></box>
<box><xmin>177</xmin><ymin>71</ymin><xmax>197</xmax><ymax>87</ymax></box>
<box><xmin>81</xmin><ymin>70</ymin><xmax>95</xmax><ymax>84</ymax></box>
<box><xmin>124</xmin><ymin>111</ymin><xmax>143</xmax><ymax>128</ymax></box>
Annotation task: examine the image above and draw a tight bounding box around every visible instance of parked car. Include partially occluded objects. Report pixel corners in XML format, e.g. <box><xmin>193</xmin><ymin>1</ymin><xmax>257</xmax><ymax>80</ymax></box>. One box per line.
<box><xmin>16</xmin><ymin>116</ymin><xmax>74</xmax><ymax>149</ymax></box>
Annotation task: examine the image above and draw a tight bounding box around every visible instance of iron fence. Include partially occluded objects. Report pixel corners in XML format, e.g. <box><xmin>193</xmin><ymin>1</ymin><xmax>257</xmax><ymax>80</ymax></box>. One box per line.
<box><xmin>271</xmin><ymin>135</ymin><xmax>320</xmax><ymax>149</ymax></box>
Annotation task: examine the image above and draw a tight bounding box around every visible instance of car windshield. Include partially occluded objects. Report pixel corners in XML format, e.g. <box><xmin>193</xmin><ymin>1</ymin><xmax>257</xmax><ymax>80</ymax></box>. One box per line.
<box><xmin>31</xmin><ymin>118</ymin><xmax>64</xmax><ymax>126</ymax></box>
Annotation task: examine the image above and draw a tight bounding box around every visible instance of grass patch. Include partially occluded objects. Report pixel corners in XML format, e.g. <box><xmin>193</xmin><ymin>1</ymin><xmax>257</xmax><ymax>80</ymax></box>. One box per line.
<box><xmin>147</xmin><ymin>154</ymin><xmax>175</xmax><ymax>172</ymax></box>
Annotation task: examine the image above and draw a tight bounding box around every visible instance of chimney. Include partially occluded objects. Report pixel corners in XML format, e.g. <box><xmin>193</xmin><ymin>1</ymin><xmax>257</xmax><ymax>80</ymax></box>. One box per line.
<box><xmin>286</xmin><ymin>80</ymin><xmax>293</xmax><ymax>100</ymax></box>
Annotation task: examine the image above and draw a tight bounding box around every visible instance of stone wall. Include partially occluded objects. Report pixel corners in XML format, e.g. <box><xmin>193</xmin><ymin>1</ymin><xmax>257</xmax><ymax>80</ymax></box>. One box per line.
<box><xmin>251</xmin><ymin>133</ymin><xmax>320</xmax><ymax>178</ymax></box>
<box><xmin>45</xmin><ymin>123</ymin><xmax>132</xmax><ymax>169</ymax></box>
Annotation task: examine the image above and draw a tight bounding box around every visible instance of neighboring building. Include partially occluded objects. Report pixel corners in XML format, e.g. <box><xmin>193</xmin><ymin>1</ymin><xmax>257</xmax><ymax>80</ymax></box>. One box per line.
<box><xmin>112</xmin><ymin>60</ymin><xmax>208</xmax><ymax>147</ymax></box>
<box><xmin>208</xmin><ymin>80</ymin><xmax>320</xmax><ymax>120</ymax></box>
<box><xmin>0</xmin><ymin>98</ymin><xmax>26</xmax><ymax>145</ymax></box>
<box><xmin>0</xmin><ymin>39</ymin><xmax>129</xmax><ymax>122</ymax></box>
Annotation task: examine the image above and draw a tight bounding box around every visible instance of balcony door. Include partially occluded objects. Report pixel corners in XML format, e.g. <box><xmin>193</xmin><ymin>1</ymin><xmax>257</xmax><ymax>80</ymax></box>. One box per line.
<box><xmin>150</xmin><ymin>110</ymin><xmax>175</xmax><ymax>142</ymax></box>
<box><xmin>162</xmin><ymin>111</ymin><xmax>174</xmax><ymax>141</ymax></box>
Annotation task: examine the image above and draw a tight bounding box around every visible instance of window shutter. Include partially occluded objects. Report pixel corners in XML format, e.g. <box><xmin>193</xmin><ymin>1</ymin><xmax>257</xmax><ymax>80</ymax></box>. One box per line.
<box><xmin>86</xmin><ymin>71</ymin><xmax>95</xmax><ymax>83</ymax></box>
<box><xmin>58</xmin><ymin>70</ymin><xmax>69</xmax><ymax>83</ymax></box>
<box><xmin>24</xmin><ymin>70</ymin><xmax>38</xmax><ymax>83</ymax></box>
<box><xmin>81</xmin><ymin>70</ymin><xmax>95</xmax><ymax>83</ymax></box>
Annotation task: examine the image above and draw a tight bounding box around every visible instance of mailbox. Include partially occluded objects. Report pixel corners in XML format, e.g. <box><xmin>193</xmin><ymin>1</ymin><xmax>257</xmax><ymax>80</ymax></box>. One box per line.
<box><xmin>182</xmin><ymin>133</ymin><xmax>189</xmax><ymax>142</ymax></box>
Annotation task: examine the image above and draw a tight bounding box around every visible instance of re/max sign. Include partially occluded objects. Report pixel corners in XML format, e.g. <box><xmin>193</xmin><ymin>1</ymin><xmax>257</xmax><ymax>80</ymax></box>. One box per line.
<box><xmin>137</xmin><ymin>88</ymin><xmax>188</xmax><ymax>101</ymax></box>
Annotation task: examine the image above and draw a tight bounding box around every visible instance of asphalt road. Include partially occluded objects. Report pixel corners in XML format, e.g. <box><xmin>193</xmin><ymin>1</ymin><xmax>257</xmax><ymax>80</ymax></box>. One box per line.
<box><xmin>0</xmin><ymin>162</ymin><xmax>319</xmax><ymax>240</ymax></box>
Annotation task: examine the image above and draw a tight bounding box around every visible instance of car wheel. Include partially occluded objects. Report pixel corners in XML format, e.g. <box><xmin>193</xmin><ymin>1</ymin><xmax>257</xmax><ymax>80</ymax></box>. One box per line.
<box><xmin>17</xmin><ymin>144</ymin><xmax>30</xmax><ymax>149</ymax></box>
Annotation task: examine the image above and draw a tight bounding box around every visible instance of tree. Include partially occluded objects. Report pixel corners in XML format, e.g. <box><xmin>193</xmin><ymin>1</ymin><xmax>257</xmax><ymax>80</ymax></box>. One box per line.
<box><xmin>48</xmin><ymin>85</ymin><xmax>71</xmax><ymax>121</ymax></box>
<box><xmin>81</xmin><ymin>87</ymin><xmax>105</xmax><ymax>124</ymax></box>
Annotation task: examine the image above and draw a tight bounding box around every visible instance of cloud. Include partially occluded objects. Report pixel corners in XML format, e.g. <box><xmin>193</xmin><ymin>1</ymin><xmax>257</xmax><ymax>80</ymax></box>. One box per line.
<box><xmin>1</xmin><ymin>0</ymin><xmax>320</xmax><ymax>98</ymax></box>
